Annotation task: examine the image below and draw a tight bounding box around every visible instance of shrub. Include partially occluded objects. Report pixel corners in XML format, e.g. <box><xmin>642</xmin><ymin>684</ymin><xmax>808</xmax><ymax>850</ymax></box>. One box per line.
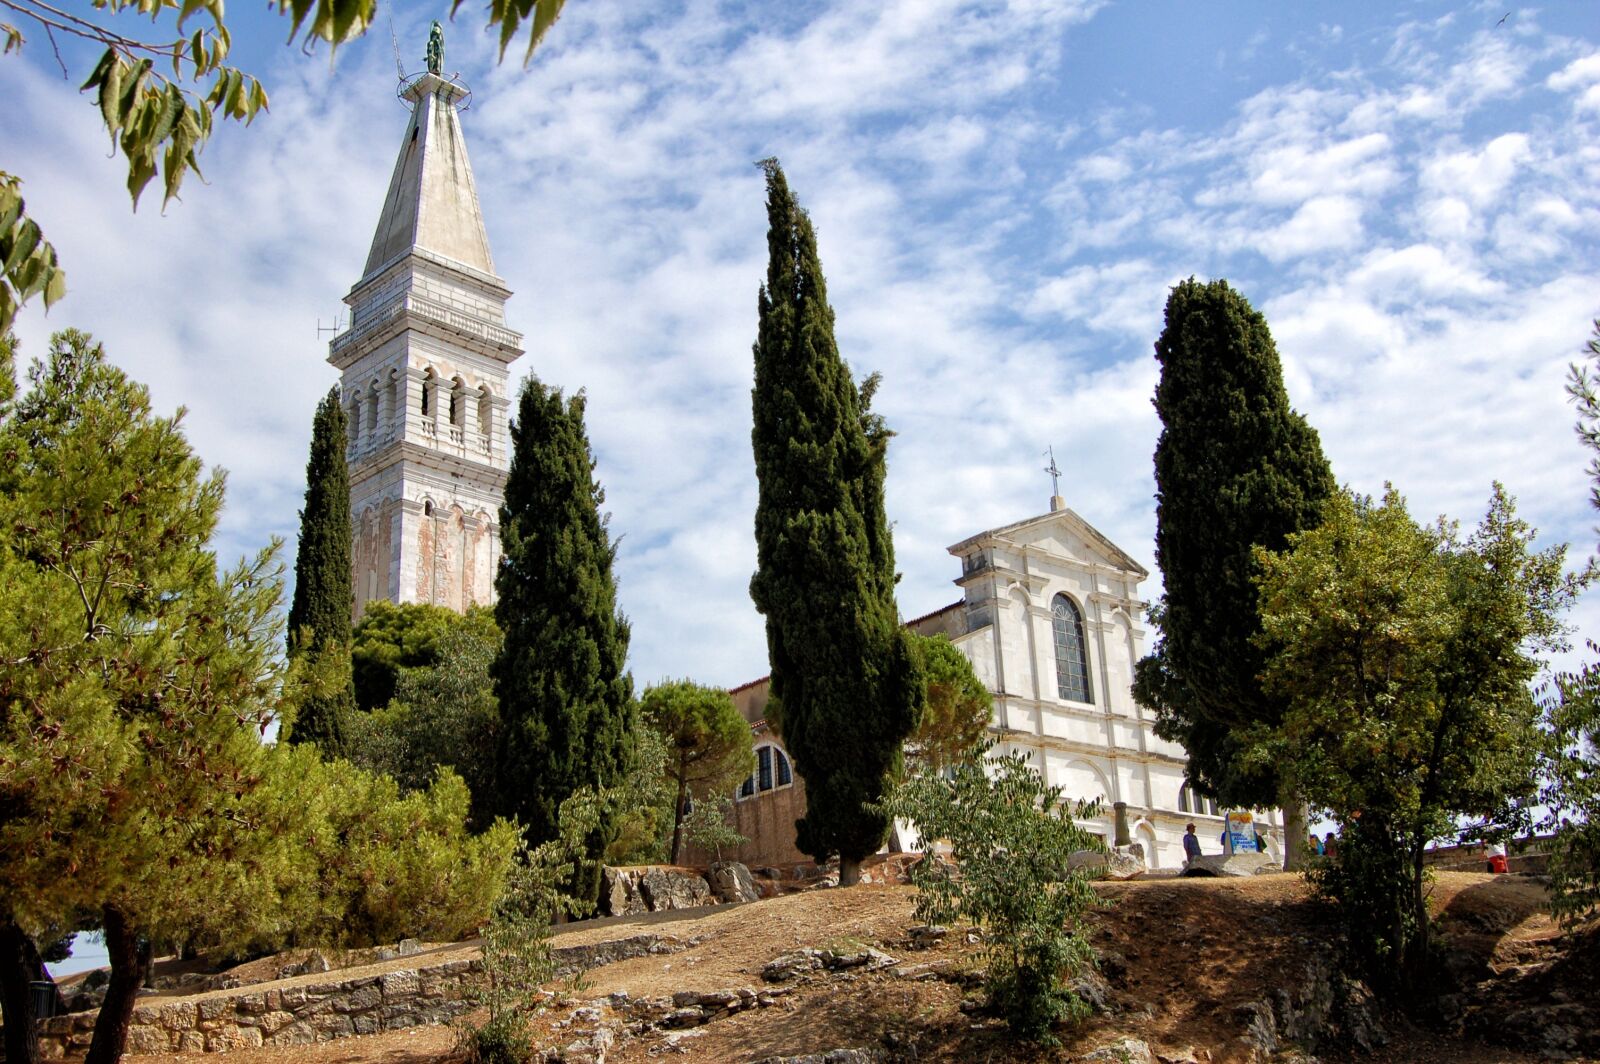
<box><xmin>460</xmin><ymin>789</ymin><xmax>603</xmax><ymax>1060</ymax></box>
<box><xmin>888</xmin><ymin>744</ymin><xmax>1101</xmax><ymax>1044</ymax></box>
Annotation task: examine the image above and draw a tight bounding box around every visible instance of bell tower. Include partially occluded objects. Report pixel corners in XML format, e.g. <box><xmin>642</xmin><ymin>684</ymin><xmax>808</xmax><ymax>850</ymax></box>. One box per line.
<box><xmin>328</xmin><ymin>29</ymin><xmax>523</xmax><ymax>620</ymax></box>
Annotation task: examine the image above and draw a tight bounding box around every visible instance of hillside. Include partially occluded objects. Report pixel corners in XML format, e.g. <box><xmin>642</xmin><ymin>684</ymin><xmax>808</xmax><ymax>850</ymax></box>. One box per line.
<box><xmin>33</xmin><ymin>870</ymin><xmax>1595</xmax><ymax>1063</ymax></box>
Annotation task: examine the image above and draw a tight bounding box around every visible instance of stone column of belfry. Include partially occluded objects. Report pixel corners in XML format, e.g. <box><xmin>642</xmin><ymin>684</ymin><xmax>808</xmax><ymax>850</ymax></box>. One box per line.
<box><xmin>325</xmin><ymin>30</ymin><xmax>524</xmax><ymax>621</ymax></box>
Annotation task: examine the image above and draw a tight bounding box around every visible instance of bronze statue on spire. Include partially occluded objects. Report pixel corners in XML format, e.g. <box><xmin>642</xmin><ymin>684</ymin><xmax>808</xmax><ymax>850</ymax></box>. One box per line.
<box><xmin>426</xmin><ymin>20</ymin><xmax>444</xmax><ymax>75</ymax></box>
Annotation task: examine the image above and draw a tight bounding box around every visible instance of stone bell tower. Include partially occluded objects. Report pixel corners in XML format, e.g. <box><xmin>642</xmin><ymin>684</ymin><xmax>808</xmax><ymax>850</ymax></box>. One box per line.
<box><xmin>328</xmin><ymin>27</ymin><xmax>523</xmax><ymax>620</ymax></box>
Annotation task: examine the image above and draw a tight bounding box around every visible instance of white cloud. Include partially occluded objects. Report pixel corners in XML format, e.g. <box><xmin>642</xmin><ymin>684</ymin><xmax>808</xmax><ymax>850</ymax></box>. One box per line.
<box><xmin>1548</xmin><ymin>50</ymin><xmax>1600</xmax><ymax>113</ymax></box>
<box><xmin>1256</xmin><ymin>195</ymin><xmax>1365</xmax><ymax>260</ymax></box>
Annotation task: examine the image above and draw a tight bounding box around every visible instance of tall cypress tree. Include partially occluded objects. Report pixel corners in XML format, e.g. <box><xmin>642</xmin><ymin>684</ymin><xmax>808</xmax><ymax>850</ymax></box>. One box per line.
<box><xmin>748</xmin><ymin>160</ymin><xmax>922</xmax><ymax>887</ymax></box>
<box><xmin>1132</xmin><ymin>278</ymin><xmax>1334</xmax><ymax>865</ymax></box>
<box><xmin>493</xmin><ymin>377</ymin><xmax>634</xmax><ymax>875</ymax></box>
<box><xmin>287</xmin><ymin>387</ymin><xmax>355</xmax><ymax>751</ymax></box>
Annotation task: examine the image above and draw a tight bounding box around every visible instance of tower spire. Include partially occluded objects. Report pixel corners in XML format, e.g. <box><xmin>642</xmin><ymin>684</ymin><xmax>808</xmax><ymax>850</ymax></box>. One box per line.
<box><xmin>362</xmin><ymin>41</ymin><xmax>492</xmax><ymax>280</ymax></box>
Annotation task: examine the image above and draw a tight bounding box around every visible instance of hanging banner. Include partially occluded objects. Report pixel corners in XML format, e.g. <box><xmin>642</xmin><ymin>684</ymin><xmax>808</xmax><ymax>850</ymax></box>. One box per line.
<box><xmin>1226</xmin><ymin>811</ymin><xmax>1258</xmax><ymax>854</ymax></box>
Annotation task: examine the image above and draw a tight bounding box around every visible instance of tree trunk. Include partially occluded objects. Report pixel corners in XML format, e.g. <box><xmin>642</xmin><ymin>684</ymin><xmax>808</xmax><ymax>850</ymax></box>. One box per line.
<box><xmin>670</xmin><ymin>766</ymin><xmax>688</xmax><ymax>866</ymax></box>
<box><xmin>0</xmin><ymin>915</ymin><xmax>43</xmax><ymax>1064</ymax></box>
<box><xmin>838</xmin><ymin>855</ymin><xmax>862</xmax><ymax>887</ymax></box>
<box><xmin>85</xmin><ymin>906</ymin><xmax>149</xmax><ymax>1064</ymax></box>
<box><xmin>1281</xmin><ymin>799</ymin><xmax>1311</xmax><ymax>871</ymax></box>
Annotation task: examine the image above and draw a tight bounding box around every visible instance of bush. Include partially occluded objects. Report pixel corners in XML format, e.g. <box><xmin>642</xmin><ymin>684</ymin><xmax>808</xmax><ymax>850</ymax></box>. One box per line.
<box><xmin>458</xmin><ymin>1011</ymin><xmax>534</xmax><ymax>1064</ymax></box>
<box><xmin>460</xmin><ymin>789</ymin><xmax>603</xmax><ymax>1057</ymax></box>
<box><xmin>233</xmin><ymin>748</ymin><xmax>520</xmax><ymax>953</ymax></box>
<box><xmin>888</xmin><ymin>744</ymin><xmax>1101</xmax><ymax>1044</ymax></box>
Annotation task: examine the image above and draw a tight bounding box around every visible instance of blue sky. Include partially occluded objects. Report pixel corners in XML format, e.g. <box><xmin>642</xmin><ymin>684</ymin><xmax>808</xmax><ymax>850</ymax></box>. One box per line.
<box><xmin>4</xmin><ymin>0</ymin><xmax>1600</xmax><ymax>691</ymax></box>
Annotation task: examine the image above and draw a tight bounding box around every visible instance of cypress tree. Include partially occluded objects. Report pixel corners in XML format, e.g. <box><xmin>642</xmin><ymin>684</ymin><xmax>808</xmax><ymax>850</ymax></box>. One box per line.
<box><xmin>287</xmin><ymin>387</ymin><xmax>355</xmax><ymax>751</ymax></box>
<box><xmin>493</xmin><ymin>377</ymin><xmax>634</xmax><ymax>877</ymax></box>
<box><xmin>1132</xmin><ymin>278</ymin><xmax>1334</xmax><ymax>865</ymax></box>
<box><xmin>748</xmin><ymin>160</ymin><xmax>922</xmax><ymax>887</ymax></box>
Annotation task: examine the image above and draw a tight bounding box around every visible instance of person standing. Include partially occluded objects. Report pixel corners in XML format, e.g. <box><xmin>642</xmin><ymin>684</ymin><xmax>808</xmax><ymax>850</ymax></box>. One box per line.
<box><xmin>1184</xmin><ymin>823</ymin><xmax>1203</xmax><ymax>863</ymax></box>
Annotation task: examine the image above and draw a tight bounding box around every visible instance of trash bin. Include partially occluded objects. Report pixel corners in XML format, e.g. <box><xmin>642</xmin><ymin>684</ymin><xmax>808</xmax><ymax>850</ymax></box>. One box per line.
<box><xmin>30</xmin><ymin>979</ymin><xmax>56</xmax><ymax>1019</ymax></box>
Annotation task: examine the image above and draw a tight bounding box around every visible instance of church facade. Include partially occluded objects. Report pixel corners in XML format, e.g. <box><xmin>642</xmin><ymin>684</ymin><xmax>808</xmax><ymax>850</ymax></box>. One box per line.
<box><xmin>328</xmin><ymin>66</ymin><xmax>522</xmax><ymax>621</ymax></box>
<box><xmin>713</xmin><ymin>498</ymin><xmax>1283</xmax><ymax>872</ymax></box>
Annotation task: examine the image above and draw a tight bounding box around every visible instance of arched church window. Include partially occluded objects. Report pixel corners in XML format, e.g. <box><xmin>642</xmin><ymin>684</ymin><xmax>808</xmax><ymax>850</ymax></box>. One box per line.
<box><xmin>450</xmin><ymin>377</ymin><xmax>466</xmax><ymax>427</ymax></box>
<box><xmin>1052</xmin><ymin>594</ymin><xmax>1092</xmax><ymax>704</ymax></box>
<box><xmin>1178</xmin><ymin>784</ymin><xmax>1191</xmax><ymax>814</ymax></box>
<box><xmin>736</xmin><ymin>743</ymin><xmax>794</xmax><ymax>800</ymax></box>
<box><xmin>423</xmin><ymin>499</ymin><xmax>434</xmax><ymax>517</ymax></box>
<box><xmin>478</xmin><ymin>385</ymin><xmax>493</xmax><ymax>439</ymax></box>
<box><xmin>421</xmin><ymin>369</ymin><xmax>436</xmax><ymax>418</ymax></box>
<box><xmin>349</xmin><ymin>397</ymin><xmax>361</xmax><ymax>442</ymax></box>
<box><xmin>366</xmin><ymin>382</ymin><xmax>379</xmax><ymax>436</ymax></box>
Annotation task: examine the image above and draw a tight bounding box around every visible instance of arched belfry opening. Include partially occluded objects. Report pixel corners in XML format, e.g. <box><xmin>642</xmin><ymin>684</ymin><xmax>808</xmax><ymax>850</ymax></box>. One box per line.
<box><xmin>326</xmin><ymin>24</ymin><xmax>523</xmax><ymax>622</ymax></box>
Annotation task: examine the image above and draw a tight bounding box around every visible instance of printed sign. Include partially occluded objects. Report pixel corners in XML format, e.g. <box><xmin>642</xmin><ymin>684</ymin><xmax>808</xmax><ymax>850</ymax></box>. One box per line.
<box><xmin>1226</xmin><ymin>811</ymin><xmax>1258</xmax><ymax>854</ymax></box>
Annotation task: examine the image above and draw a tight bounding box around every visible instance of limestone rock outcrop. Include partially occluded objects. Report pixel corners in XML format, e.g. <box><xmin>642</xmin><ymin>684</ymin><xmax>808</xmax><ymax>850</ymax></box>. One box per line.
<box><xmin>1181</xmin><ymin>853</ymin><xmax>1283</xmax><ymax>877</ymax></box>
<box><xmin>598</xmin><ymin>866</ymin><xmax>720</xmax><ymax>917</ymax></box>
<box><xmin>708</xmin><ymin>861</ymin><xmax>760</xmax><ymax>903</ymax></box>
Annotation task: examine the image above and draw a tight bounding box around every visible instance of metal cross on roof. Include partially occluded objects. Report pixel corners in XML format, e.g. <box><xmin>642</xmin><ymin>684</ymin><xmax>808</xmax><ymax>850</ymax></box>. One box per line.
<box><xmin>1044</xmin><ymin>446</ymin><xmax>1062</xmax><ymax>498</ymax></box>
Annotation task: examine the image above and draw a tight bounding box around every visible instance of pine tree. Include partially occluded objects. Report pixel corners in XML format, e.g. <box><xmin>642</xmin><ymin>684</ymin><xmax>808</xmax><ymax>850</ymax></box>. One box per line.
<box><xmin>1132</xmin><ymin>278</ymin><xmax>1334</xmax><ymax>862</ymax></box>
<box><xmin>0</xmin><ymin>331</ymin><xmax>290</xmax><ymax>1064</ymax></box>
<box><xmin>286</xmin><ymin>387</ymin><xmax>355</xmax><ymax>751</ymax></box>
<box><xmin>639</xmin><ymin>680</ymin><xmax>755</xmax><ymax>864</ymax></box>
<box><xmin>748</xmin><ymin>160</ymin><xmax>922</xmax><ymax>887</ymax></box>
<box><xmin>493</xmin><ymin>377</ymin><xmax>634</xmax><ymax>886</ymax></box>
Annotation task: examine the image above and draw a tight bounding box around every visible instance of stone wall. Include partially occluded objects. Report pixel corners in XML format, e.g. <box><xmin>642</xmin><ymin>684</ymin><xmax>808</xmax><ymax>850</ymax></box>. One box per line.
<box><xmin>36</xmin><ymin>958</ymin><xmax>481</xmax><ymax>1058</ymax></box>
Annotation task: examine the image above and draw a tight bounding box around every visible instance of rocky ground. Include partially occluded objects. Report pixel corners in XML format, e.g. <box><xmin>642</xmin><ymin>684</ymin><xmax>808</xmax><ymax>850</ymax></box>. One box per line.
<box><xmin>31</xmin><ymin>870</ymin><xmax>1596</xmax><ymax>1063</ymax></box>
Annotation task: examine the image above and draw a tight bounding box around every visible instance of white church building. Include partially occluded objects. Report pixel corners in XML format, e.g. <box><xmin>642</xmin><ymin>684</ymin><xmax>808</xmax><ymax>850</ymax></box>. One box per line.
<box><xmin>922</xmin><ymin>497</ymin><xmax>1282</xmax><ymax>868</ymax></box>
<box><xmin>724</xmin><ymin>497</ymin><xmax>1284</xmax><ymax>873</ymax></box>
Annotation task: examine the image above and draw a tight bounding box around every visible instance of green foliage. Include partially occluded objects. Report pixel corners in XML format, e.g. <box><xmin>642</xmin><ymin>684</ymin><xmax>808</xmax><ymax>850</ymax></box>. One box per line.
<box><xmin>0</xmin><ymin>174</ymin><xmax>66</xmax><ymax>332</ymax></box>
<box><xmin>0</xmin><ymin>0</ymin><xmax>565</xmax><ymax>328</ymax></box>
<box><xmin>1543</xmin><ymin>319</ymin><xmax>1600</xmax><ymax>925</ymax></box>
<box><xmin>184</xmin><ymin>747</ymin><xmax>517</xmax><ymax>956</ymax></box>
<box><xmin>351</xmin><ymin>601</ymin><xmax>498</xmax><ymax>711</ymax></box>
<box><xmin>345</xmin><ymin>619</ymin><xmax>502</xmax><ymax>829</ymax></box>
<box><xmin>641</xmin><ymin>679</ymin><xmax>755</xmax><ymax>863</ymax></box>
<box><xmin>748</xmin><ymin>159</ymin><xmax>923</xmax><ymax>877</ymax></box>
<box><xmin>493</xmin><ymin>376</ymin><xmax>635</xmax><ymax>888</ymax></box>
<box><xmin>452</xmin><ymin>0</ymin><xmax>568</xmax><ymax>64</ymax></box>
<box><xmin>888</xmin><ymin>745</ymin><xmax>1101</xmax><ymax>1044</ymax></box>
<box><xmin>0</xmin><ymin>329</ymin><xmax>290</xmax><ymax>1060</ymax></box>
<box><xmin>1254</xmin><ymin>485</ymin><xmax>1571</xmax><ymax>990</ymax></box>
<box><xmin>1133</xmin><ymin>277</ymin><xmax>1335</xmax><ymax>811</ymax></box>
<box><xmin>0</xmin><ymin>332</ymin><xmax>514</xmax><ymax>1060</ymax></box>
<box><xmin>286</xmin><ymin>387</ymin><xmax>355</xmax><ymax>753</ymax></box>
<box><xmin>906</xmin><ymin>634</ymin><xmax>992</xmax><ymax>776</ymax></box>
<box><xmin>682</xmin><ymin>797</ymin><xmax>748</xmax><ymax>863</ymax></box>
<box><xmin>604</xmin><ymin>721</ymin><xmax>675</xmax><ymax>866</ymax></box>
<box><xmin>462</xmin><ymin>789</ymin><xmax>601</xmax><ymax>1062</ymax></box>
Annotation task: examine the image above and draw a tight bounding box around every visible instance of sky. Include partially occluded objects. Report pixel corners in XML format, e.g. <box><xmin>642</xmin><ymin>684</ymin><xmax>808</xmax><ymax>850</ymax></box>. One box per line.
<box><xmin>4</xmin><ymin>0</ymin><xmax>1600</xmax><ymax>692</ymax></box>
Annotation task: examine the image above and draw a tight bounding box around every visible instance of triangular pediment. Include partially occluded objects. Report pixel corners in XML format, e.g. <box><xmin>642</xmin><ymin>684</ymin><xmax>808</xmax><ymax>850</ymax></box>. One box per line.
<box><xmin>948</xmin><ymin>506</ymin><xmax>1148</xmax><ymax>579</ymax></box>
